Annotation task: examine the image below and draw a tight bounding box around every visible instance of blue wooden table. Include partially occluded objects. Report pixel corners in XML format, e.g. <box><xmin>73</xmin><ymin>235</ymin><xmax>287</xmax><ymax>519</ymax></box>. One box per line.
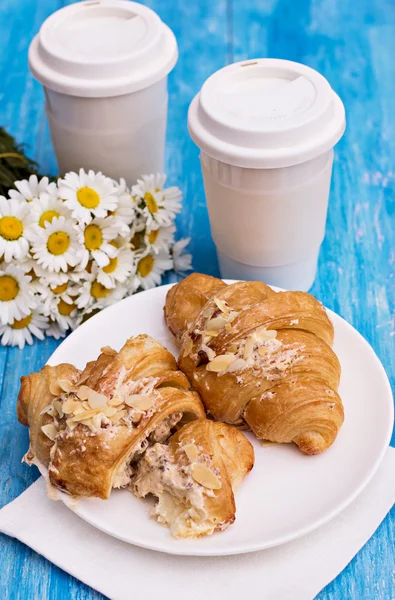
<box><xmin>0</xmin><ymin>0</ymin><xmax>394</xmax><ymax>598</ymax></box>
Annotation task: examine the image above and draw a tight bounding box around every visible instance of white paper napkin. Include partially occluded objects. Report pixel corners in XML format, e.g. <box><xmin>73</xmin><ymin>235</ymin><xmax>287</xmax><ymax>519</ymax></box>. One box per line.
<box><xmin>1</xmin><ymin>448</ymin><xmax>395</xmax><ymax>600</ymax></box>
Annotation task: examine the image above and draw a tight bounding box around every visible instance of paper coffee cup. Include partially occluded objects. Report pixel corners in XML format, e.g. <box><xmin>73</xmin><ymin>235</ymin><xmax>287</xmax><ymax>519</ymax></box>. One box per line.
<box><xmin>188</xmin><ymin>59</ymin><xmax>346</xmax><ymax>291</ymax></box>
<box><xmin>29</xmin><ymin>0</ymin><xmax>178</xmax><ymax>184</ymax></box>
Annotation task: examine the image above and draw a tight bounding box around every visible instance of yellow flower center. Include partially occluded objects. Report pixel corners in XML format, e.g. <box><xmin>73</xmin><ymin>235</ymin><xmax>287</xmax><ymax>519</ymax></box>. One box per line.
<box><xmin>52</xmin><ymin>282</ymin><xmax>68</xmax><ymax>294</ymax></box>
<box><xmin>77</xmin><ymin>187</ymin><xmax>100</xmax><ymax>209</ymax></box>
<box><xmin>0</xmin><ymin>275</ymin><xmax>19</xmax><ymax>301</ymax></box>
<box><xmin>148</xmin><ymin>229</ymin><xmax>159</xmax><ymax>244</ymax></box>
<box><xmin>84</xmin><ymin>224</ymin><xmax>103</xmax><ymax>251</ymax></box>
<box><xmin>47</xmin><ymin>231</ymin><xmax>70</xmax><ymax>255</ymax></box>
<box><xmin>144</xmin><ymin>192</ymin><xmax>158</xmax><ymax>214</ymax></box>
<box><xmin>39</xmin><ymin>210</ymin><xmax>60</xmax><ymax>228</ymax></box>
<box><xmin>103</xmin><ymin>257</ymin><xmax>118</xmax><ymax>273</ymax></box>
<box><xmin>58</xmin><ymin>299</ymin><xmax>75</xmax><ymax>316</ymax></box>
<box><xmin>137</xmin><ymin>255</ymin><xmax>154</xmax><ymax>277</ymax></box>
<box><xmin>91</xmin><ymin>281</ymin><xmax>110</xmax><ymax>299</ymax></box>
<box><xmin>11</xmin><ymin>314</ymin><xmax>32</xmax><ymax>329</ymax></box>
<box><xmin>0</xmin><ymin>216</ymin><xmax>23</xmax><ymax>241</ymax></box>
<box><xmin>131</xmin><ymin>233</ymin><xmax>141</xmax><ymax>249</ymax></box>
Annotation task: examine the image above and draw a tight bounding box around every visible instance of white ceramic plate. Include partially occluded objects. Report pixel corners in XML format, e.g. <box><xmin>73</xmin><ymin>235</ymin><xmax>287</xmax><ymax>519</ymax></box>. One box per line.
<box><xmin>44</xmin><ymin>283</ymin><xmax>394</xmax><ymax>556</ymax></box>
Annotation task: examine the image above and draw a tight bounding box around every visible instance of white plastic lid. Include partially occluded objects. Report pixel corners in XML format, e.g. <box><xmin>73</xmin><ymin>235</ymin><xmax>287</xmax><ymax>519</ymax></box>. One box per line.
<box><xmin>188</xmin><ymin>59</ymin><xmax>345</xmax><ymax>168</ymax></box>
<box><xmin>29</xmin><ymin>0</ymin><xmax>178</xmax><ymax>97</ymax></box>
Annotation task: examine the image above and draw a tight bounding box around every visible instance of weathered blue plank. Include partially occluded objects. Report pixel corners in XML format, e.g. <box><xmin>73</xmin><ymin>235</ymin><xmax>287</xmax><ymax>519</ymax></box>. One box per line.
<box><xmin>0</xmin><ymin>0</ymin><xmax>394</xmax><ymax>599</ymax></box>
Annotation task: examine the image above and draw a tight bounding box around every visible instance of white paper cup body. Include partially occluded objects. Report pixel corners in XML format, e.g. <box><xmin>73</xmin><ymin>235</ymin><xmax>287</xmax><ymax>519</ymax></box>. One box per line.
<box><xmin>188</xmin><ymin>59</ymin><xmax>345</xmax><ymax>291</ymax></box>
<box><xmin>44</xmin><ymin>78</ymin><xmax>168</xmax><ymax>184</ymax></box>
<box><xmin>201</xmin><ymin>150</ymin><xmax>334</xmax><ymax>291</ymax></box>
<box><xmin>29</xmin><ymin>1</ymin><xmax>178</xmax><ymax>183</ymax></box>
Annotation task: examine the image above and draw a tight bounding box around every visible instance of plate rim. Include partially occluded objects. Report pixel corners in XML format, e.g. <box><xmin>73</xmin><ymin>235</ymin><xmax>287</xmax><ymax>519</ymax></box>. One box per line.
<box><xmin>44</xmin><ymin>282</ymin><xmax>394</xmax><ymax>556</ymax></box>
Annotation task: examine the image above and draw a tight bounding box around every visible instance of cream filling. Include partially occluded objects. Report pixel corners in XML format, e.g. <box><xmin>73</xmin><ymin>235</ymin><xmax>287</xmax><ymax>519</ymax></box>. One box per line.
<box><xmin>112</xmin><ymin>412</ymin><xmax>183</xmax><ymax>490</ymax></box>
<box><xmin>130</xmin><ymin>444</ymin><xmax>216</xmax><ymax>538</ymax></box>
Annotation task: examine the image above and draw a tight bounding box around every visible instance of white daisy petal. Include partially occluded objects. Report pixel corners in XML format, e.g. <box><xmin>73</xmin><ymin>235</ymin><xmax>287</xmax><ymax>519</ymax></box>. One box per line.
<box><xmin>172</xmin><ymin>238</ymin><xmax>193</xmax><ymax>273</ymax></box>
<box><xmin>132</xmin><ymin>173</ymin><xmax>182</xmax><ymax>230</ymax></box>
<box><xmin>0</xmin><ymin>264</ymin><xmax>36</xmax><ymax>325</ymax></box>
<box><xmin>133</xmin><ymin>248</ymin><xmax>173</xmax><ymax>291</ymax></box>
<box><xmin>59</xmin><ymin>169</ymin><xmax>118</xmax><ymax>224</ymax></box>
<box><xmin>31</xmin><ymin>216</ymin><xmax>82</xmax><ymax>273</ymax></box>
<box><xmin>0</xmin><ymin>306</ymin><xmax>47</xmax><ymax>348</ymax></box>
<box><xmin>0</xmin><ymin>196</ymin><xmax>35</xmax><ymax>262</ymax></box>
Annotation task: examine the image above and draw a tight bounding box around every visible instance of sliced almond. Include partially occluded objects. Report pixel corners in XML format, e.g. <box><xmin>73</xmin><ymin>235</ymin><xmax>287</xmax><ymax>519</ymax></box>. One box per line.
<box><xmin>225</xmin><ymin>323</ymin><xmax>233</xmax><ymax>333</ymax></box>
<box><xmin>53</xmin><ymin>400</ymin><xmax>64</xmax><ymax>418</ymax></box>
<box><xmin>261</xmin><ymin>440</ymin><xmax>279</xmax><ymax>448</ymax></box>
<box><xmin>182</xmin><ymin>443</ymin><xmax>198</xmax><ymax>463</ymax></box>
<box><xmin>227</xmin><ymin>357</ymin><xmax>247</xmax><ymax>373</ymax></box>
<box><xmin>103</xmin><ymin>405</ymin><xmax>117</xmax><ymax>418</ymax></box>
<box><xmin>66</xmin><ymin>418</ymin><xmax>78</xmax><ymax>431</ymax></box>
<box><xmin>49</xmin><ymin>381</ymin><xmax>62</xmax><ymax>396</ymax></box>
<box><xmin>243</xmin><ymin>336</ymin><xmax>255</xmax><ymax>360</ymax></box>
<box><xmin>183</xmin><ymin>336</ymin><xmax>193</xmax><ymax>356</ymax></box>
<box><xmin>76</xmin><ymin>385</ymin><xmax>93</xmax><ymax>400</ymax></box>
<box><xmin>40</xmin><ymin>404</ymin><xmax>56</xmax><ymax>417</ymax></box>
<box><xmin>213</xmin><ymin>297</ymin><xmax>229</xmax><ymax>313</ymax></box>
<box><xmin>62</xmin><ymin>398</ymin><xmax>80</xmax><ymax>414</ymax></box>
<box><xmin>87</xmin><ymin>390</ymin><xmax>108</xmax><ymax>410</ymax></box>
<box><xmin>110</xmin><ymin>409</ymin><xmax>127</xmax><ymax>424</ymax></box>
<box><xmin>124</xmin><ymin>394</ymin><xmax>154</xmax><ymax>411</ymax></box>
<box><xmin>207</xmin><ymin>354</ymin><xmax>236</xmax><ymax>373</ymax></box>
<box><xmin>191</xmin><ymin>464</ymin><xmax>221</xmax><ymax>490</ymax></box>
<box><xmin>101</xmin><ymin>345</ymin><xmax>115</xmax><ymax>355</ymax></box>
<box><xmin>204</xmin><ymin>330</ymin><xmax>219</xmax><ymax>337</ymax></box>
<box><xmin>258</xmin><ymin>345</ymin><xmax>269</xmax><ymax>357</ymax></box>
<box><xmin>109</xmin><ymin>396</ymin><xmax>124</xmax><ymax>407</ymax></box>
<box><xmin>206</xmin><ymin>316</ymin><xmax>227</xmax><ymax>331</ymax></box>
<box><xmin>256</xmin><ymin>328</ymin><xmax>277</xmax><ymax>340</ymax></box>
<box><xmin>73</xmin><ymin>404</ymin><xmax>86</xmax><ymax>415</ymax></box>
<box><xmin>41</xmin><ymin>423</ymin><xmax>58</xmax><ymax>441</ymax></box>
<box><xmin>81</xmin><ymin>401</ymin><xmax>91</xmax><ymax>411</ymax></box>
<box><xmin>227</xmin><ymin>343</ymin><xmax>238</xmax><ymax>353</ymax></box>
<box><xmin>57</xmin><ymin>379</ymin><xmax>74</xmax><ymax>393</ymax></box>
<box><xmin>202</xmin><ymin>307</ymin><xmax>213</xmax><ymax>318</ymax></box>
<box><xmin>70</xmin><ymin>408</ymin><xmax>102</xmax><ymax>422</ymax></box>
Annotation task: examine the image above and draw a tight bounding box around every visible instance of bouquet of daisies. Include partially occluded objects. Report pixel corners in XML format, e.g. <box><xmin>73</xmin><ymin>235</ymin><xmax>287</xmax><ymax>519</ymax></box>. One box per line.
<box><xmin>0</xmin><ymin>170</ymin><xmax>192</xmax><ymax>348</ymax></box>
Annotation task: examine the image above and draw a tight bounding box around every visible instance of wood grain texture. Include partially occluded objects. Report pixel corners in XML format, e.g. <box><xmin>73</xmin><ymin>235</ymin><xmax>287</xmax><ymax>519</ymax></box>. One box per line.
<box><xmin>0</xmin><ymin>0</ymin><xmax>394</xmax><ymax>599</ymax></box>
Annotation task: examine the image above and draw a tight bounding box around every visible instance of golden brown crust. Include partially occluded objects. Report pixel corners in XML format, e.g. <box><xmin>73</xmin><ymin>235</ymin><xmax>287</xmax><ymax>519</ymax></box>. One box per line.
<box><xmin>165</xmin><ymin>273</ymin><xmax>227</xmax><ymax>345</ymax></box>
<box><xmin>18</xmin><ymin>335</ymin><xmax>205</xmax><ymax>498</ymax></box>
<box><xmin>169</xmin><ymin>419</ymin><xmax>254</xmax><ymax>535</ymax></box>
<box><xmin>165</xmin><ymin>274</ymin><xmax>344</xmax><ymax>455</ymax></box>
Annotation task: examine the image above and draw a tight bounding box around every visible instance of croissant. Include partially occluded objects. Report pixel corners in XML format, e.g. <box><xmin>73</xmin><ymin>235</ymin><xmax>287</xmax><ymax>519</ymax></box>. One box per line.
<box><xmin>131</xmin><ymin>418</ymin><xmax>254</xmax><ymax>538</ymax></box>
<box><xmin>17</xmin><ymin>334</ymin><xmax>205</xmax><ymax>499</ymax></box>
<box><xmin>165</xmin><ymin>274</ymin><xmax>344</xmax><ymax>455</ymax></box>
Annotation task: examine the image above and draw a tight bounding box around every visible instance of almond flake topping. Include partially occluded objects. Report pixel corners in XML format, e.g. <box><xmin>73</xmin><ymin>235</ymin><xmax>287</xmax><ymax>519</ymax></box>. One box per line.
<box><xmin>49</xmin><ymin>381</ymin><xmax>62</xmax><ymax>396</ymax></box>
<box><xmin>255</xmin><ymin>328</ymin><xmax>277</xmax><ymax>340</ymax></box>
<box><xmin>243</xmin><ymin>336</ymin><xmax>255</xmax><ymax>360</ymax></box>
<box><xmin>41</xmin><ymin>423</ymin><xmax>58</xmax><ymax>441</ymax></box>
<box><xmin>103</xmin><ymin>405</ymin><xmax>118</xmax><ymax>418</ymax></box>
<box><xmin>58</xmin><ymin>379</ymin><xmax>74</xmax><ymax>393</ymax></box>
<box><xmin>110</xmin><ymin>409</ymin><xmax>126</xmax><ymax>424</ymax></box>
<box><xmin>87</xmin><ymin>390</ymin><xmax>108</xmax><ymax>409</ymax></box>
<box><xmin>52</xmin><ymin>399</ymin><xmax>64</xmax><ymax>418</ymax></box>
<box><xmin>182</xmin><ymin>443</ymin><xmax>198</xmax><ymax>463</ymax></box>
<box><xmin>207</xmin><ymin>354</ymin><xmax>236</xmax><ymax>373</ymax></box>
<box><xmin>204</xmin><ymin>330</ymin><xmax>219</xmax><ymax>337</ymax></box>
<box><xmin>70</xmin><ymin>408</ymin><xmax>102</xmax><ymax>422</ymax></box>
<box><xmin>183</xmin><ymin>336</ymin><xmax>193</xmax><ymax>356</ymax></box>
<box><xmin>206</xmin><ymin>316</ymin><xmax>227</xmax><ymax>330</ymax></box>
<box><xmin>109</xmin><ymin>396</ymin><xmax>124</xmax><ymax>407</ymax></box>
<box><xmin>76</xmin><ymin>385</ymin><xmax>92</xmax><ymax>400</ymax></box>
<box><xmin>40</xmin><ymin>404</ymin><xmax>56</xmax><ymax>417</ymax></box>
<box><xmin>191</xmin><ymin>464</ymin><xmax>221</xmax><ymax>490</ymax></box>
<box><xmin>213</xmin><ymin>297</ymin><xmax>229</xmax><ymax>313</ymax></box>
<box><xmin>125</xmin><ymin>394</ymin><xmax>154</xmax><ymax>411</ymax></box>
<box><xmin>62</xmin><ymin>399</ymin><xmax>80</xmax><ymax>414</ymax></box>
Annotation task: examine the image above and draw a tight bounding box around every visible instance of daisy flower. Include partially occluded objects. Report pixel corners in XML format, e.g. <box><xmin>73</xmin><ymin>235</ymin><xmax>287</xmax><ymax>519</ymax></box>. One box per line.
<box><xmin>134</xmin><ymin>248</ymin><xmax>173</xmax><ymax>291</ymax></box>
<box><xmin>9</xmin><ymin>175</ymin><xmax>57</xmax><ymax>203</ymax></box>
<box><xmin>0</xmin><ymin>197</ymin><xmax>34</xmax><ymax>262</ymax></box>
<box><xmin>112</xmin><ymin>178</ymin><xmax>136</xmax><ymax>226</ymax></box>
<box><xmin>45</xmin><ymin>294</ymin><xmax>82</xmax><ymax>332</ymax></box>
<box><xmin>0</xmin><ymin>308</ymin><xmax>49</xmax><ymax>349</ymax></box>
<box><xmin>30</xmin><ymin>192</ymin><xmax>71</xmax><ymax>229</ymax></box>
<box><xmin>77</xmin><ymin>216</ymin><xmax>124</xmax><ymax>269</ymax></box>
<box><xmin>144</xmin><ymin>223</ymin><xmax>175</xmax><ymax>254</ymax></box>
<box><xmin>96</xmin><ymin>246</ymin><xmax>136</xmax><ymax>288</ymax></box>
<box><xmin>59</xmin><ymin>169</ymin><xmax>118</xmax><ymax>224</ymax></box>
<box><xmin>0</xmin><ymin>264</ymin><xmax>36</xmax><ymax>324</ymax></box>
<box><xmin>31</xmin><ymin>216</ymin><xmax>82</xmax><ymax>273</ymax></box>
<box><xmin>172</xmin><ymin>238</ymin><xmax>193</xmax><ymax>273</ymax></box>
<box><xmin>46</xmin><ymin>319</ymin><xmax>67</xmax><ymax>340</ymax></box>
<box><xmin>132</xmin><ymin>173</ymin><xmax>182</xmax><ymax>229</ymax></box>
<box><xmin>77</xmin><ymin>278</ymin><xmax>127</xmax><ymax>312</ymax></box>
<box><xmin>41</xmin><ymin>279</ymin><xmax>79</xmax><ymax>317</ymax></box>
